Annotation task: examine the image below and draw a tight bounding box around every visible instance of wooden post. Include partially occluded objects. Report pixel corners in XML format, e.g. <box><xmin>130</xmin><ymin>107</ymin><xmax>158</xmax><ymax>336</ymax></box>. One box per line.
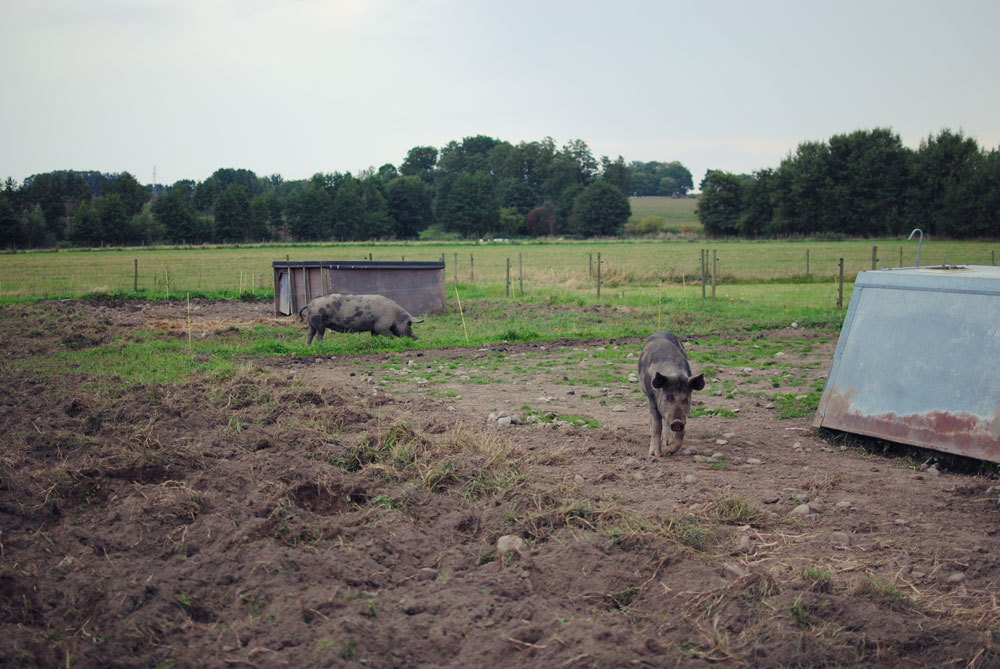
<box><xmin>133</xmin><ymin>259</ymin><xmax>138</xmax><ymax>292</ymax></box>
<box><xmin>588</xmin><ymin>253</ymin><xmax>593</xmax><ymax>279</ymax></box>
<box><xmin>837</xmin><ymin>258</ymin><xmax>844</xmax><ymax>310</ymax></box>
<box><xmin>453</xmin><ymin>252</ymin><xmax>458</xmax><ymax>285</ymax></box>
<box><xmin>805</xmin><ymin>249</ymin><xmax>810</xmax><ymax>277</ymax></box>
<box><xmin>505</xmin><ymin>258</ymin><xmax>511</xmax><ymax>297</ymax></box>
<box><xmin>596</xmin><ymin>252</ymin><xmax>602</xmax><ymax>297</ymax></box>
<box><xmin>899</xmin><ymin>247</ymin><xmax>903</xmax><ymax>267</ymax></box>
<box><xmin>711</xmin><ymin>250</ymin><xmax>717</xmax><ymax>300</ymax></box>
<box><xmin>273</xmin><ymin>268</ymin><xmax>281</xmax><ymax>316</ymax></box>
<box><xmin>700</xmin><ymin>249</ymin><xmax>706</xmax><ymax>299</ymax></box>
<box><xmin>470</xmin><ymin>254</ymin><xmax>474</xmax><ymax>281</ymax></box>
<box><xmin>871</xmin><ymin>246</ymin><xmax>877</xmax><ymax>270</ymax></box>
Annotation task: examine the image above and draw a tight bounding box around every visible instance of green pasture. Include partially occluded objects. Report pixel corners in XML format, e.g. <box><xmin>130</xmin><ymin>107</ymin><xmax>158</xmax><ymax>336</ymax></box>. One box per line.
<box><xmin>12</xmin><ymin>283</ymin><xmax>842</xmax><ymax>390</ymax></box>
<box><xmin>0</xmin><ymin>238</ymin><xmax>995</xmax><ymax>300</ymax></box>
<box><xmin>627</xmin><ymin>196</ymin><xmax>701</xmax><ymax>229</ymax></box>
<box><xmin>6</xmin><ymin>234</ymin><xmax>995</xmax><ymax>390</ymax></box>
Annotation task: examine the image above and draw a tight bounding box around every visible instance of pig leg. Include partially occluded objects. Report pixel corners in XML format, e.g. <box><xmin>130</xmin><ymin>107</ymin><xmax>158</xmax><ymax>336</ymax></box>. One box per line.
<box><xmin>664</xmin><ymin>426</ymin><xmax>684</xmax><ymax>455</ymax></box>
<box><xmin>647</xmin><ymin>400</ymin><xmax>663</xmax><ymax>457</ymax></box>
<box><xmin>307</xmin><ymin>316</ymin><xmax>325</xmax><ymax>344</ymax></box>
<box><xmin>372</xmin><ymin>320</ymin><xmax>395</xmax><ymax>337</ymax></box>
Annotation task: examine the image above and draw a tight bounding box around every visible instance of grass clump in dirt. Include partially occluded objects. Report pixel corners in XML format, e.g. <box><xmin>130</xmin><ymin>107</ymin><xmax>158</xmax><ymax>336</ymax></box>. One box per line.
<box><xmin>801</xmin><ymin>567</ymin><xmax>834</xmax><ymax>593</ymax></box>
<box><xmin>331</xmin><ymin>420</ymin><xmax>526</xmax><ymax>500</ymax></box>
<box><xmin>710</xmin><ymin>494</ymin><xmax>769</xmax><ymax>527</ymax></box>
<box><xmin>773</xmin><ymin>391</ymin><xmax>822</xmax><ymax>419</ymax></box>
<box><xmin>853</xmin><ymin>576</ymin><xmax>914</xmax><ymax>607</ymax></box>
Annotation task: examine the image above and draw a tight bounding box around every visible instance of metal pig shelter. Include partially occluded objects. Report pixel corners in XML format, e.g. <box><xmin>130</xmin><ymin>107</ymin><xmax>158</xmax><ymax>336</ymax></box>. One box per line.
<box><xmin>272</xmin><ymin>260</ymin><xmax>445</xmax><ymax>317</ymax></box>
<box><xmin>814</xmin><ymin>265</ymin><xmax>1000</xmax><ymax>462</ymax></box>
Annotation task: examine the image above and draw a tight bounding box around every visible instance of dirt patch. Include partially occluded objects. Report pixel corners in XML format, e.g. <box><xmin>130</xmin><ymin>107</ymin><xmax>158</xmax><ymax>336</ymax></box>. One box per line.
<box><xmin>1</xmin><ymin>300</ymin><xmax>999</xmax><ymax>667</ymax></box>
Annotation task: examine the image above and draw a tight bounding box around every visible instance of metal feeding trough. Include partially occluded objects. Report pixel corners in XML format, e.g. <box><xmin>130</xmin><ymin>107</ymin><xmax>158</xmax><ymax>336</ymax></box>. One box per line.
<box><xmin>272</xmin><ymin>260</ymin><xmax>445</xmax><ymax>317</ymax></box>
<box><xmin>814</xmin><ymin>264</ymin><xmax>1000</xmax><ymax>462</ymax></box>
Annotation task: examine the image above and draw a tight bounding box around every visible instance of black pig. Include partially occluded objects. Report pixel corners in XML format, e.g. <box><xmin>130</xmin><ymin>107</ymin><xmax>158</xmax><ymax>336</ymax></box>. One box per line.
<box><xmin>638</xmin><ymin>332</ymin><xmax>705</xmax><ymax>456</ymax></box>
<box><xmin>298</xmin><ymin>293</ymin><xmax>423</xmax><ymax>344</ymax></box>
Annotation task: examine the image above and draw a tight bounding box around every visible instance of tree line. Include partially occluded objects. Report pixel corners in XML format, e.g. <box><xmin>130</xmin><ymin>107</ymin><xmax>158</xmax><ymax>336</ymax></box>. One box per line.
<box><xmin>0</xmin><ymin>136</ymin><xmax>696</xmax><ymax>248</ymax></box>
<box><xmin>697</xmin><ymin>128</ymin><xmax>1000</xmax><ymax>239</ymax></box>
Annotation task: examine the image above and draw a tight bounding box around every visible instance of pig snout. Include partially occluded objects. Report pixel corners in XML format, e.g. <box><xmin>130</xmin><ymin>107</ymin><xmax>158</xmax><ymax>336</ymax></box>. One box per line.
<box><xmin>669</xmin><ymin>420</ymin><xmax>685</xmax><ymax>432</ymax></box>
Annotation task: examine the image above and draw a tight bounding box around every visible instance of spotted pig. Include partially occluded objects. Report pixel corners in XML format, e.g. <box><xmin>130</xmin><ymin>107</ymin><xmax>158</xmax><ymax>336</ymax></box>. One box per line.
<box><xmin>298</xmin><ymin>293</ymin><xmax>423</xmax><ymax>344</ymax></box>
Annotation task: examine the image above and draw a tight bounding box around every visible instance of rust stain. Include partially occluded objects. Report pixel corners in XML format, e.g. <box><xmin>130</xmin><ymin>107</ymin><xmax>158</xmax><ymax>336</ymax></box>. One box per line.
<box><xmin>818</xmin><ymin>389</ymin><xmax>1000</xmax><ymax>462</ymax></box>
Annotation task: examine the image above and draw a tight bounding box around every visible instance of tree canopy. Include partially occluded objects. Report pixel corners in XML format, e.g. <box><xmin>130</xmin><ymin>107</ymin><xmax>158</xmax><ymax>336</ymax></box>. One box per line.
<box><xmin>7</xmin><ymin>126</ymin><xmax>996</xmax><ymax>247</ymax></box>
<box><xmin>698</xmin><ymin>128</ymin><xmax>1000</xmax><ymax>239</ymax></box>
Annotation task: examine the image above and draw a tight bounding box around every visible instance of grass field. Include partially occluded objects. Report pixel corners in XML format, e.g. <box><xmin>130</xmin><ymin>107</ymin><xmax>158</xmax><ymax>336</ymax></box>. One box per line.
<box><xmin>0</xmin><ymin>238</ymin><xmax>995</xmax><ymax>301</ymax></box>
<box><xmin>627</xmin><ymin>195</ymin><xmax>701</xmax><ymax>228</ymax></box>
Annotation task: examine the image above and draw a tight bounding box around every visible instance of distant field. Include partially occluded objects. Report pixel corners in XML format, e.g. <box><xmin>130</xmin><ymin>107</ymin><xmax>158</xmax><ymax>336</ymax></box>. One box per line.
<box><xmin>1</xmin><ymin>238</ymin><xmax>996</xmax><ymax>301</ymax></box>
<box><xmin>628</xmin><ymin>195</ymin><xmax>701</xmax><ymax>229</ymax></box>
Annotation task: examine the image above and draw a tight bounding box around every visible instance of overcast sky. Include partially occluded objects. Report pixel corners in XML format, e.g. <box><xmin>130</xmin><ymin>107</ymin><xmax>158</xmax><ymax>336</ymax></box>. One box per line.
<box><xmin>3</xmin><ymin>0</ymin><xmax>998</xmax><ymax>189</ymax></box>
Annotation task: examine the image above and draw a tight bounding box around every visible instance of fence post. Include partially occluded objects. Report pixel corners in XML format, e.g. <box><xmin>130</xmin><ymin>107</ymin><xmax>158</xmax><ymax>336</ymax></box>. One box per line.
<box><xmin>711</xmin><ymin>250</ymin><xmax>717</xmax><ymax>301</ymax></box>
<box><xmin>899</xmin><ymin>247</ymin><xmax>903</xmax><ymax>267</ymax></box>
<box><xmin>453</xmin><ymin>253</ymin><xmax>458</xmax><ymax>285</ymax></box>
<box><xmin>506</xmin><ymin>258</ymin><xmax>511</xmax><ymax>297</ymax></box>
<box><xmin>588</xmin><ymin>253</ymin><xmax>593</xmax><ymax>279</ymax></box>
<box><xmin>837</xmin><ymin>258</ymin><xmax>844</xmax><ymax>310</ymax></box>
<box><xmin>596</xmin><ymin>252</ymin><xmax>602</xmax><ymax>297</ymax></box>
<box><xmin>806</xmin><ymin>249</ymin><xmax>810</xmax><ymax>277</ymax></box>
<box><xmin>519</xmin><ymin>253</ymin><xmax>523</xmax><ymax>294</ymax></box>
<box><xmin>871</xmin><ymin>246</ymin><xmax>877</xmax><ymax>270</ymax></box>
<box><xmin>134</xmin><ymin>259</ymin><xmax>138</xmax><ymax>292</ymax></box>
<box><xmin>700</xmin><ymin>249</ymin><xmax>706</xmax><ymax>299</ymax></box>
<box><xmin>470</xmin><ymin>254</ymin><xmax>474</xmax><ymax>280</ymax></box>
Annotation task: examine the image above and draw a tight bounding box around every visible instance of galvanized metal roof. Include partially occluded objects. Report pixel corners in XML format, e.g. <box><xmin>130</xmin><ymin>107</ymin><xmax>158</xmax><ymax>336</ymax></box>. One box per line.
<box><xmin>814</xmin><ymin>265</ymin><xmax>1000</xmax><ymax>462</ymax></box>
<box><xmin>272</xmin><ymin>260</ymin><xmax>445</xmax><ymax>270</ymax></box>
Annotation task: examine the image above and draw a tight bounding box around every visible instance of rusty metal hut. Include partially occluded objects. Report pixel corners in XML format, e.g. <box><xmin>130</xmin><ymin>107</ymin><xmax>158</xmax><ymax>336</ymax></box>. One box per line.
<box><xmin>814</xmin><ymin>264</ymin><xmax>1000</xmax><ymax>462</ymax></box>
<box><xmin>272</xmin><ymin>260</ymin><xmax>445</xmax><ymax>317</ymax></box>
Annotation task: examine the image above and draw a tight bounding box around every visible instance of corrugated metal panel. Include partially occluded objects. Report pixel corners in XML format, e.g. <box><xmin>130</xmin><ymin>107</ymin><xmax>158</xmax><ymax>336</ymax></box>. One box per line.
<box><xmin>814</xmin><ymin>265</ymin><xmax>1000</xmax><ymax>462</ymax></box>
<box><xmin>272</xmin><ymin>261</ymin><xmax>445</xmax><ymax>317</ymax></box>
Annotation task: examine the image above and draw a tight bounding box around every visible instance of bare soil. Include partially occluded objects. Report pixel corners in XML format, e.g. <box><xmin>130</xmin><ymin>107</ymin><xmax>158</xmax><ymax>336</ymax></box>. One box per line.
<box><xmin>2</xmin><ymin>299</ymin><xmax>999</xmax><ymax>668</ymax></box>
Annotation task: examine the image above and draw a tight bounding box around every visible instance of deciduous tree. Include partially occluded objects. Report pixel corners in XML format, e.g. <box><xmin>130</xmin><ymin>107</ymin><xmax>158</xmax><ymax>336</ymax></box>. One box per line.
<box><xmin>213</xmin><ymin>184</ymin><xmax>251</xmax><ymax>242</ymax></box>
<box><xmin>386</xmin><ymin>176</ymin><xmax>432</xmax><ymax>238</ymax></box>
<box><xmin>568</xmin><ymin>181</ymin><xmax>630</xmax><ymax>237</ymax></box>
<box><xmin>697</xmin><ymin>171</ymin><xmax>744</xmax><ymax>236</ymax></box>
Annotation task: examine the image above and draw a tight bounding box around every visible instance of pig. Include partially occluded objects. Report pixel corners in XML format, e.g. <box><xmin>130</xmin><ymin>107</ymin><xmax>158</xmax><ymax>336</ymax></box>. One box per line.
<box><xmin>638</xmin><ymin>332</ymin><xmax>705</xmax><ymax>457</ymax></box>
<box><xmin>297</xmin><ymin>293</ymin><xmax>424</xmax><ymax>344</ymax></box>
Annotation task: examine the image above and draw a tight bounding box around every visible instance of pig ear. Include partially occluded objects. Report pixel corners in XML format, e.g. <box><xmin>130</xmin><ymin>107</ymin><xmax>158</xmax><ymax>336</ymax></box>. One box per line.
<box><xmin>688</xmin><ymin>374</ymin><xmax>705</xmax><ymax>391</ymax></box>
<box><xmin>651</xmin><ymin>372</ymin><xmax>667</xmax><ymax>388</ymax></box>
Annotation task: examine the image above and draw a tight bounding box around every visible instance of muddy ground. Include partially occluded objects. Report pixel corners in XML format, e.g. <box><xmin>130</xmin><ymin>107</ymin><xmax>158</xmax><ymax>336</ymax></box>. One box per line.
<box><xmin>2</xmin><ymin>299</ymin><xmax>999</xmax><ymax>668</ymax></box>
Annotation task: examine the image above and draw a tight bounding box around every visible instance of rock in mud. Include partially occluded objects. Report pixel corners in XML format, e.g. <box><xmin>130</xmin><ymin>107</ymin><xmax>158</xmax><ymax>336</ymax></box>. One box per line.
<box><xmin>497</xmin><ymin>535</ymin><xmax>528</xmax><ymax>557</ymax></box>
<box><xmin>789</xmin><ymin>504</ymin><xmax>812</xmax><ymax>517</ymax></box>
